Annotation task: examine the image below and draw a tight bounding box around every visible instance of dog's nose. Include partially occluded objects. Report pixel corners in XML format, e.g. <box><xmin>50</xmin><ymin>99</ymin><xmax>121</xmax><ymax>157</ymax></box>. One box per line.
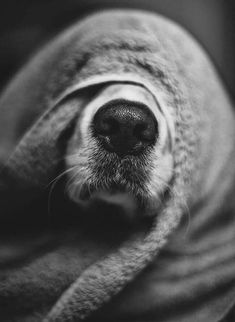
<box><xmin>92</xmin><ymin>101</ymin><xmax>158</xmax><ymax>156</ymax></box>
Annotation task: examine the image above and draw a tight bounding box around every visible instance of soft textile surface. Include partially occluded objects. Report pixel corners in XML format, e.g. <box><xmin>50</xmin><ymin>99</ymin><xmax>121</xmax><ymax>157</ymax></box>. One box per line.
<box><xmin>0</xmin><ymin>9</ymin><xmax>235</xmax><ymax>322</ymax></box>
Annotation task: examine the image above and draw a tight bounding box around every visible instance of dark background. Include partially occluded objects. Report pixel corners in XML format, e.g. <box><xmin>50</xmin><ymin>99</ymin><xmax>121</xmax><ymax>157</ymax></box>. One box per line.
<box><xmin>0</xmin><ymin>0</ymin><xmax>235</xmax><ymax>98</ymax></box>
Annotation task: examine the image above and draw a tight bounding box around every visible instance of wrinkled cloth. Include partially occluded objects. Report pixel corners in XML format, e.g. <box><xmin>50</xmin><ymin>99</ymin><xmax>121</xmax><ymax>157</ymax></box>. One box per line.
<box><xmin>0</xmin><ymin>10</ymin><xmax>235</xmax><ymax>322</ymax></box>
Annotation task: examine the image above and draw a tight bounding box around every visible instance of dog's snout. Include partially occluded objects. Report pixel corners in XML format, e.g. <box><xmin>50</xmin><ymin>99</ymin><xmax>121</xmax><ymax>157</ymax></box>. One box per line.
<box><xmin>92</xmin><ymin>101</ymin><xmax>158</xmax><ymax>156</ymax></box>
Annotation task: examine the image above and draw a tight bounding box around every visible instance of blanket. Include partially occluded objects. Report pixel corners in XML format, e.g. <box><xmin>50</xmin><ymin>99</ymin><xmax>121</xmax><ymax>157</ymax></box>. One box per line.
<box><xmin>0</xmin><ymin>9</ymin><xmax>235</xmax><ymax>322</ymax></box>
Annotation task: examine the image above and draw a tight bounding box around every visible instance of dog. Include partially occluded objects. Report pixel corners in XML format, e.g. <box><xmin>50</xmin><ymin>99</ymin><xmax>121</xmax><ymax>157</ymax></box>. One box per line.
<box><xmin>0</xmin><ymin>9</ymin><xmax>235</xmax><ymax>322</ymax></box>
<box><xmin>66</xmin><ymin>83</ymin><xmax>173</xmax><ymax>219</ymax></box>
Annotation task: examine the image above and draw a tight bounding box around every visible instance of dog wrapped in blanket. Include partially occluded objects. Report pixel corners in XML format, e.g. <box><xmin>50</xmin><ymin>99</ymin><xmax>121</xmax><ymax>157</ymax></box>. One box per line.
<box><xmin>0</xmin><ymin>9</ymin><xmax>235</xmax><ymax>322</ymax></box>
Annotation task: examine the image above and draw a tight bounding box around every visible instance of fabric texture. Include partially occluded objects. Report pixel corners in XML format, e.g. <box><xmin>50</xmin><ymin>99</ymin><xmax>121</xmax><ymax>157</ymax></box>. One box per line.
<box><xmin>0</xmin><ymin>9</ymin><xmax>235</xmax><ymax>322</ymax></box>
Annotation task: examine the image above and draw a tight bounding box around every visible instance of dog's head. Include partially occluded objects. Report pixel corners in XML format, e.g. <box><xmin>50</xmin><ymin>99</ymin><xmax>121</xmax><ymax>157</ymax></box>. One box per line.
<box><xmin>66</xmin><ymin>82</ymin><xmax>174</xmax><ymax>218</ymax></box>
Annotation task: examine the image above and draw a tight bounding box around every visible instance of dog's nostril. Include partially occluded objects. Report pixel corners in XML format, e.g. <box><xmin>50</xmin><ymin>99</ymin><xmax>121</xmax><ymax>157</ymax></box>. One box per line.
<box><xmin>92</xmin><ymin>100</ymin><xmax>158</xmax><ymax>156</ymax></box>
<box><xmin>134</xmin><ymin>123</ymin><xmax>156</xmax><ymax>142</ymax></box>
<box><xmin>96</xmin><ymin>117</ymin><xmax>119</xmax><ymax>136</ymax></box>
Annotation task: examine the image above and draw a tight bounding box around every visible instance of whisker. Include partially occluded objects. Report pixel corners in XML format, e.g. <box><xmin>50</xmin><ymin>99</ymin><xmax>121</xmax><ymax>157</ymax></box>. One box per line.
<box><xmin>47</xmin><ymin>179</ymin><xmax>59</xmax><ymax>220</ymax></box>
<box><xmin>65</xmin><ymin>168</ymin><xmax>80</xmax><ymax>191</ymax></box>
<box><xmin>46</xmin><ymin>166</ymin><xmax>78</xmax><ymax>188</ymax></box>
<box><xmin>47</xmin><ymin>166</ymin><xmax>81</xmax><ymax>218</ymax></box>
<box><xmin>65</xmin><ymin>166</ymin><xmax>88</xmax><ymax>194</ymax></box>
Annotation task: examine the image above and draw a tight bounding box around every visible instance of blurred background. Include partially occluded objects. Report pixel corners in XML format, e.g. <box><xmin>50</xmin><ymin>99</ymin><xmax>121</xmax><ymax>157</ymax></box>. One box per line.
<box><xmin>0</xmin><ymin>0</ymin><xmax>235</xmax><ymax>98</ymax></box>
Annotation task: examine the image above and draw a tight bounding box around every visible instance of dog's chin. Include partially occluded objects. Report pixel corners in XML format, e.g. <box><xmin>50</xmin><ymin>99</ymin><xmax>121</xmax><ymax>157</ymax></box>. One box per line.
<box><xmin>68</xmin><ymin>181</ymin><xmax>162</xmax><ymax>227</ymax></box>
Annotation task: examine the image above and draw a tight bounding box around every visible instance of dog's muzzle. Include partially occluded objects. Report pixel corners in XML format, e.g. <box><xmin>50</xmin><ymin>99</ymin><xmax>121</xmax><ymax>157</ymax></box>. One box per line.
<box><xmin>65</xmin><ymin>83</ymin><xmax>174</xmax><ymax>218</ymax></box>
